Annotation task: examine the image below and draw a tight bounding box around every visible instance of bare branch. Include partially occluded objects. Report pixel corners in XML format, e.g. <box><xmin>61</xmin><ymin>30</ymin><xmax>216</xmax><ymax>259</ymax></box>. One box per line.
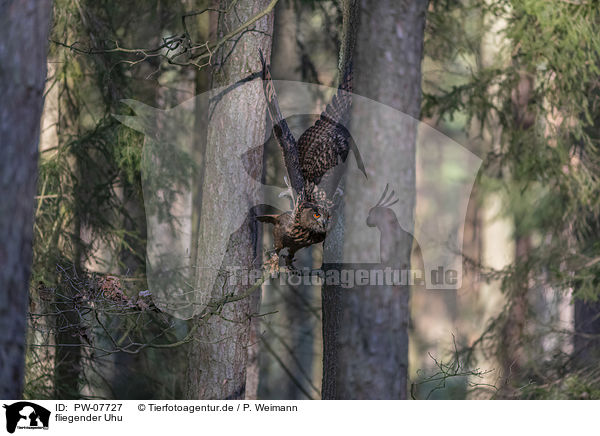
<box><xmin>51</xmin><ymin>0</ymin><xmax>280</xmax><ymax>71</ymax></box>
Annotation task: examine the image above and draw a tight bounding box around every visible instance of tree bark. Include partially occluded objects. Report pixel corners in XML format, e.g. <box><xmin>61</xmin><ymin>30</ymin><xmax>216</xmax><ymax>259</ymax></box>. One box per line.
<box><xmin>185</xmin><ymin>0</ymin><xmax>273</xmax><ymax>400</ymax></box>
<box><xmin>497</xmin><ymin>71</ymin><xmax>535</xmax><ymax>396</ymax></box>
<box><xmin>331</xmin><ymin>0</ymin><xmax>428</xmax><ymax>399</ymax></box>
<box><xmin>0</xmin><ymin>0</ymin><xmax>53</xmax><ymax>399</ymax></box>
<box><xmin>321</xmin><ymin>0</ymin><xmax>359</xmax><ymax>400</ymax></box>
<box><xmin>574</xmin><ymin>300</ymin><xmax>600</xmax><ymax>362</ymax></box>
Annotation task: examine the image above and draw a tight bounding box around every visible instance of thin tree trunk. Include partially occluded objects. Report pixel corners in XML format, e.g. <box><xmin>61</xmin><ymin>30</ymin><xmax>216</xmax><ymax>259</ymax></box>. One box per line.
<box><xmin>0</xmin><ymin>0</ymin><xmax>53</xmax><ymax>399</ymax></box>
<box><xmin>498</xmin><ymin>71</ymin><xmax>535</xmax><ymax>396</ymax></box>
<box><xmin>258</xmin><ymin>0</ymin><xmax>317</xmax><ymax>400</ymax></box>
<box><xmin>185</xmin><ymin>0</ymin><xmax>273</xmax><ymax>400</ymax></box>
<box><xmin>498</xmin><ymin>234</ymin><xmax>529</xmax><ymax>395</ymax></box>
<box><xmin>54</xmin><ymin>83</ymin><xmax>83</xmax><ymax>398</ymax></box>
<box><xmin>53</xmin><ymin>5</ymin><xmax>86</xmax><ymax>398</ymax></box>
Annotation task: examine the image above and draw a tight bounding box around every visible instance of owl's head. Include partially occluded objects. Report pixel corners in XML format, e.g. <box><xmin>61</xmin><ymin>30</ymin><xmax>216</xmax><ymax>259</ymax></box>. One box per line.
<box><xmin>298</xmin><ymin>202</ymin><xmax>330</xmax><ymax>233</ymax></box>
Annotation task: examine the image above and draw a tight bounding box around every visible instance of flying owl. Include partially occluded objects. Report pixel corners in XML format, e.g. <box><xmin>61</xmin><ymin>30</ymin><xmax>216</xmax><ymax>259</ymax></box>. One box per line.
<box><xmin>257</xmin><ymin>50</ymin><xmax>366</xmax><ymax>270</ymax></box>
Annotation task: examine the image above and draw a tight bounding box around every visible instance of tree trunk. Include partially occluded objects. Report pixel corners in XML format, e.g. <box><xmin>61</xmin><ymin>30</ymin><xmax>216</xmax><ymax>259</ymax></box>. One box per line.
<box><xmin>498</xmin><ymin>71</ymin><xmax>536</xmax><ymax>396</ymax></box>
<box><xmin>257</xmin><ymin>0</ymin><xmax>318</xmax><ymax>399</ymax></box>
<box><xmin>0</xmin><ymin>0</ymin><xmax>53</xmax><ymax>399</ymax></box>
<box><xmin>330</xmin><ymin>0</ymin><xmax>428</xmax><ymax>399</ymax></box>
<box><xmin>497</xmin><ymin>235</ymin><xmax>529</xmax><ymax>397</ymax></box>
<box><xmin>185</xmin><ymin>0</ymin><xmax>273</xmax><ymax>400</ymax></box>
<box><xmin>574</xmin><ymin>300</ymin><xmax>600</xmax><ymax>362</ymax></box>
<box><xmin>320</xmin><ymin>0</ymin><xmax>359</xmax><ymax>400</ymax></box>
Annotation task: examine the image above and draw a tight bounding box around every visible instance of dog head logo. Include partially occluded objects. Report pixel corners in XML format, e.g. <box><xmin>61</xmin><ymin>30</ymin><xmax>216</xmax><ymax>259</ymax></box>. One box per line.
<box><xmin>3</xmin><ymin>402</ymin><xmax>50</xmax><ymax>433</ymax></box>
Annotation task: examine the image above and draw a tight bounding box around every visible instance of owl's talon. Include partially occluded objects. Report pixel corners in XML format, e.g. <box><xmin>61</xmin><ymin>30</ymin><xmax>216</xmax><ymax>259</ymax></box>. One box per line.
<box><xmin>285</xmin><ymin>265</ymin><xmax>300</xmax><ymax>276</ymax></box>
<box><xmin>282</xmin><ymin>253</ymin><xmax>299</xmax><ymax>273</ymax></box>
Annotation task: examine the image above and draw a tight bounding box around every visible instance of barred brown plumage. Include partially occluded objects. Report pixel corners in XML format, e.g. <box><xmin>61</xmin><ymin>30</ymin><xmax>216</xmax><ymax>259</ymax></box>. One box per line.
<box><xmin>257</xmin><ymin>49</ymin><xmax>366</xmax><ymax>270</ymax></box>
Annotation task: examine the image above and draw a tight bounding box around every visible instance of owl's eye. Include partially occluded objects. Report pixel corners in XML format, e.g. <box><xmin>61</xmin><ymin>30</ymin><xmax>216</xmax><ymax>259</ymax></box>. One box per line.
<box><xmin>313</xmin><ymin>212</ymin><xmax>321</xmax><ymax>219</ymax></box>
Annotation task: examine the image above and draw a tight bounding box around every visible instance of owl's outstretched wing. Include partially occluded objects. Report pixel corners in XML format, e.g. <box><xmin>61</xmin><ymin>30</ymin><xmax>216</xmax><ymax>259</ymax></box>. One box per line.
<box><xmin>297</xmin><ymin>64</ymin><xmax>366</xmax><ymax>187</ymax></box>
<box><xmin>259</xmin><ymin>49</ymin><xmax>304</xmax><ymax>196</ymax></box>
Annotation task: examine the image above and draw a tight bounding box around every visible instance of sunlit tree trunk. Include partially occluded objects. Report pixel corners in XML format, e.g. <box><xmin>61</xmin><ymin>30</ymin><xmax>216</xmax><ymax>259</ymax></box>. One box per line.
<box><xmin>0</xmin><ymin>0</ymin><xmax>53</xmax><ymax>399</ymax></box>
<box><xmin>185</xmin><ymin>0</ymin><xmax>274</xmax><ymax>400</ymax></box>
